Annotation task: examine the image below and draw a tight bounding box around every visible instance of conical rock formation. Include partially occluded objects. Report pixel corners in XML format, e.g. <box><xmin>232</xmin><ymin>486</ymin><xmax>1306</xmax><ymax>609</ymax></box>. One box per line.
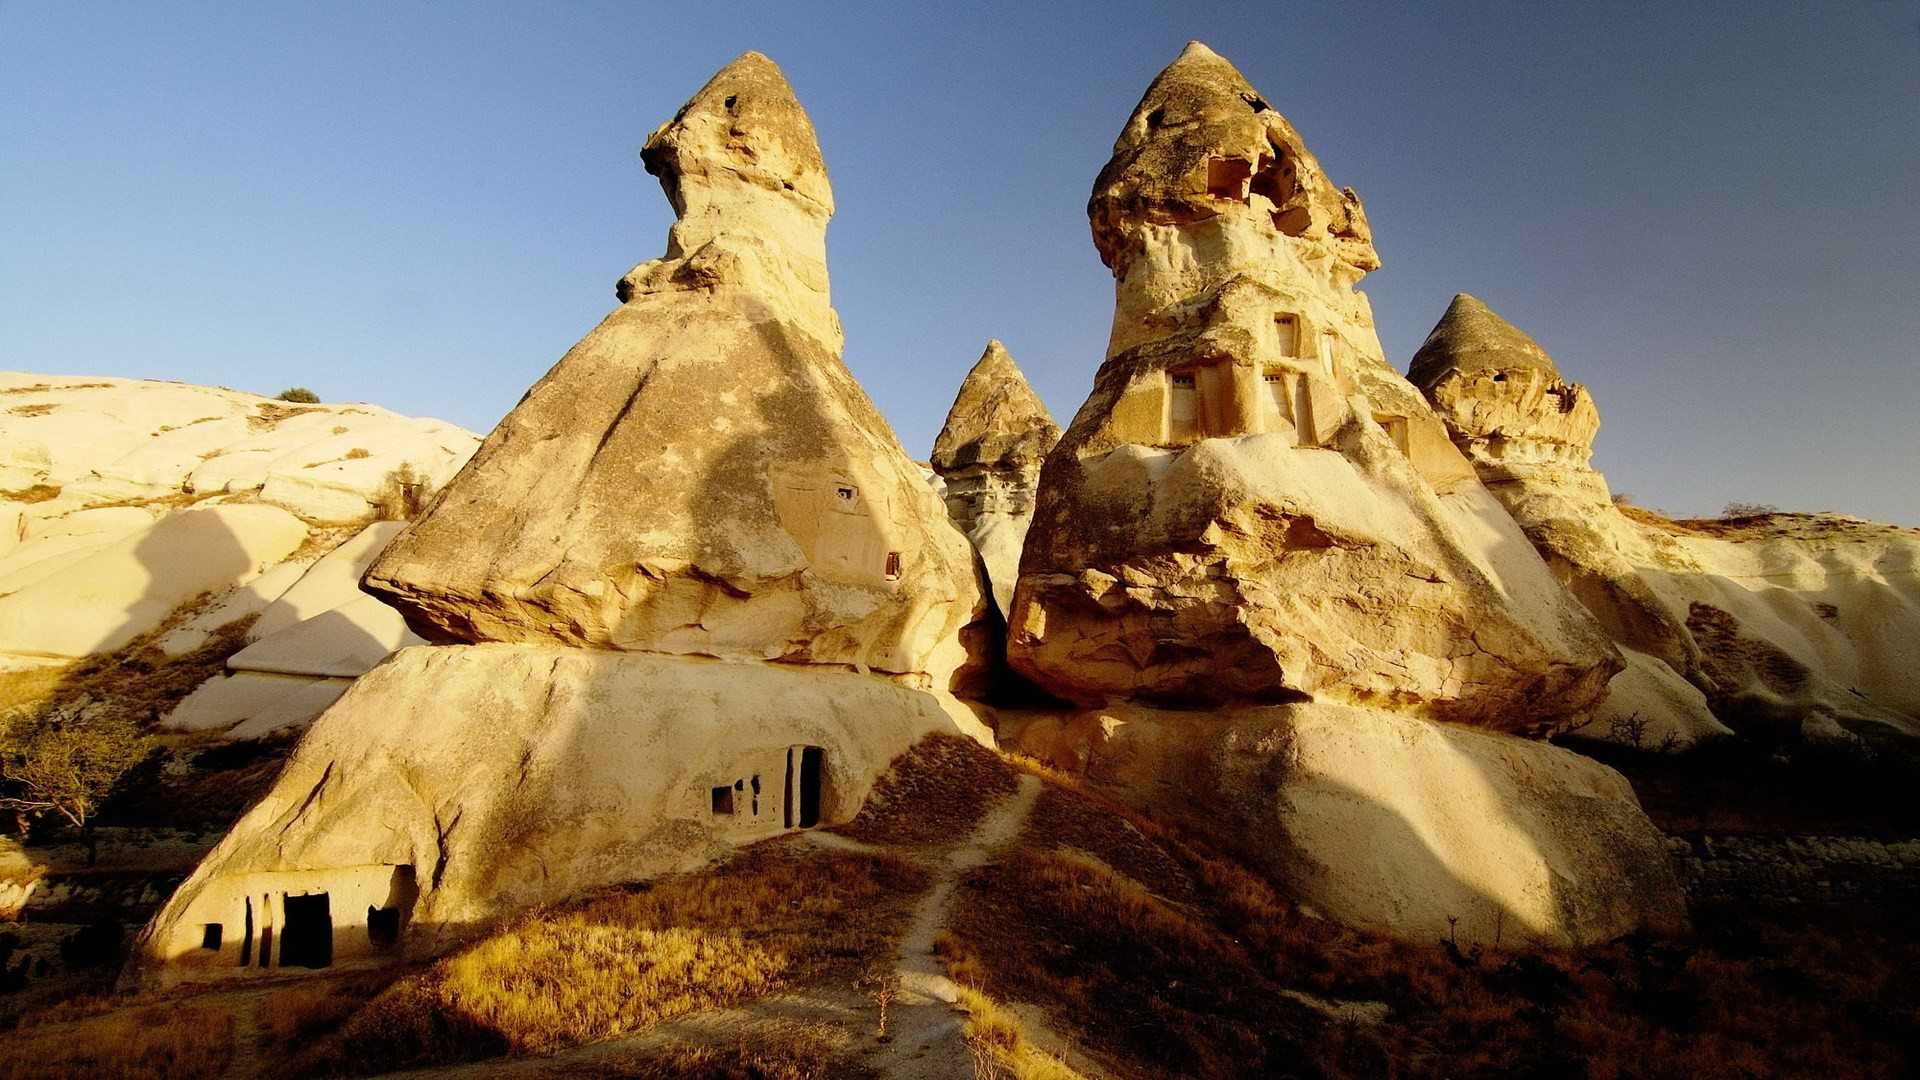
<box><xmin>1010</xmin><ymin>43</ymin><xmax>1619</xmax><ymax>730</ymax></box>
<box><xmin>1413</xmin><ymin>295</ymin><xmax>1920</xmax><ymax>748</ymax></box>
<box><xmin>367</xmin><ymin>53</ymin><xmax>986</xmax><ymax>688</ymax></box>
<box><xmin>930</xmin><ymin>340</ymin><xmax>1060</xmax><ymax>615</ymax></box>
<box><xmin>998</xmin><ymin>43</ymin><xmax>1681</xmax><ymax>950</ymax></box>
<box><xmin>131</xmin><ymin>56</ymin><xmax>998</xmax><ymax>989</ymax></box>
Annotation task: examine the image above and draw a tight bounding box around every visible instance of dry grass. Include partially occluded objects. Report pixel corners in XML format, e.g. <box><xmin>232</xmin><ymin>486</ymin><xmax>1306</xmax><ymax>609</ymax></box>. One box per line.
<box><xmin>0</xmin><ymin>383</ymin><xmax>111</xmax><ymax>397</ymax></box>
<box><xmin>1</xmin><ymin>606</ymin><xmax>257</xmax><ymax>737</ymax></box>
<box><xmin>255</xmin><ymin>973</ymin><xmax>399</xmax><ymax>1060</ymax></box>
<box><xmin>836</xmin><ymin>733</ymin><xmax>1017</xmax><ymax>847</ymax></box>
<box><xmin>0</xmin><ymin>1001</ymin><xmax>234</xmax><ymax>1079</ymax></box>
<box><xmin>943</xmin><ymin>771</ymin><xmax>1920</xmax><ymax>1079</ymax></box>
<box><xmin>0</xmin><ymin>485</ymin><xmax>61</xmax><ymax>504</ymax></box>
<box><xmin>579</xmin><ymin>1021</ymin><xmax>875</xmax><ymax>1079</ymax></box>
<box><xmin>249</xmin><ymin>403</ymin><xmax>321</xmax><ymax>430</ymax></box>
<box><xmin>296</xmin><ymin>842</ymin><xmax>929</xmax><ymax>1075</ymax></box>
<box><xmin>949</xmin><ymin>983</ymin><xmax>1083</xmax><ymax>1080</ymax></box>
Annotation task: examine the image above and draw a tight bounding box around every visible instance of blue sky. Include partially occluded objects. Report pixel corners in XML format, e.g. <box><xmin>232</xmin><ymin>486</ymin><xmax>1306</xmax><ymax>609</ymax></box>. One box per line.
<box><xmin>3</xmin><ymin>1</ymin><xmax>1917</xmax><ymax>524</ymax></box>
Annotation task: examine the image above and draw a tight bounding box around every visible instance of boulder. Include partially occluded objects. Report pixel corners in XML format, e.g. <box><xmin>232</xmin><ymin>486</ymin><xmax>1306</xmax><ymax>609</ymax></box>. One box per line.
<box><xmin>226</xmin><ymin>594</ymin><xmax>421</xmax><ymax>678</ymax></box>
<box><xmin>365</xmin><ymin>53</ymin><xmax>987</xmax><ymax>690</ymax></box>
<box><xmin>930</xmin><ymin>340</ymin><xmax>1060</xmax><ymax>616</ymax></box>
<box><xmin>1004</xmin><ymin>701</ymin><xmax>1689</xmax><ymax>949</ymax></box>
<box><xmin>130</xmin><ymin>644</ymin><xmax>991</xmax><ymax>987</ymax></box>
<box><xmin>1008</xmin><ymin>43</ymin><xmax>1618</xmax><ymax>731</ymax></box>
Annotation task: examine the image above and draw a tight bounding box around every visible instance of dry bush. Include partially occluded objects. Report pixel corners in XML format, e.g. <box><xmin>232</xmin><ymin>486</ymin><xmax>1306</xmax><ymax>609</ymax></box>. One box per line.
<box><xmin>0</xmin><ymin>1001</ymin><xmax>234</xmax><ymax>1079</ymax></box>
<box><xmin>581</xmin><ymin>1021</ymin><xmax>874</xmax><ymax>1079</ymax></box>
<box><xmin>0</xmin><ymin>485</ymin><xmax>61</xmax><ymax>504</ymax></box>
<box><xmin>298</xmin><ymin>843</ymin><xmax>929</xmax><ymax>1075</ymax></box>
<box><xmin>368</xmin><ymin>463</ymin><xmax>433</xmax><ymax>521</ymax></box>
<box><xmin>275</xmin><ymin>387</ymin><xmax>320</xmax><ymax>404</ymax></box>
<box><xmin>836</xmin><ymin>733</ymin><xmax>1017</xmax><ymax>846</ymax></box>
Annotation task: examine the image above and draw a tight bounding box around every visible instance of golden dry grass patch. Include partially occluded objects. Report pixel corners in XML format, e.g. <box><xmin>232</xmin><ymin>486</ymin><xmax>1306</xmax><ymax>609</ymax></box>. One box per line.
<box><xmin>0</xmin><ymin>1001</ymin><xmax>234</xmax><ymax>1080</ymax></box>
<box><xmin>296</xmin><ymin>842</ymin><xmax>930</xmax><ymax>1075</ymax></box>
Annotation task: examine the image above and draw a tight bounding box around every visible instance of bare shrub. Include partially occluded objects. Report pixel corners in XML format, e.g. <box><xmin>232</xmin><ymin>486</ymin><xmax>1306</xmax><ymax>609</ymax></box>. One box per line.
<box><xmin>274</xmin><ymin>387</ymin><xmax>320</xmax><ymax>404</ymax></box>
<box><xmin>1722</xmin><ymin>501</ymin><xmax>1779</xmax><ymax>518</ymax></box>
<box><xmin>369</xmin><ymin>463</ymin><xmax>434</xmax><ymax>521</ymax></box>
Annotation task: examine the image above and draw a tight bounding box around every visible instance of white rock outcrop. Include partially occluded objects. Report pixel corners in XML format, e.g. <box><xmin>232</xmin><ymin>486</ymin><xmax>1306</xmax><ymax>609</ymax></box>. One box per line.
<box><xmin>1410</xmin><ymin>295</ymin><xmax>1920</xmax><ymax>749</ymax></box>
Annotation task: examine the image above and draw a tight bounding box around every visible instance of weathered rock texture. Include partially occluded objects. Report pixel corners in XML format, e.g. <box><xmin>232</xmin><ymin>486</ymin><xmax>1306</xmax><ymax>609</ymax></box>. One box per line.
<box><xmin>366</xmin><ymin>53</ymin><xmax>986</xmax><ymax>689</ymax></box>
<box><xmin>0</xmin><ymin>373</ymin><xmax>475</xmax><ymax>736</ymax></box>
<box><xmin>1008</xmin><ymin>43</ymin><xmax>1618</xmax><ymax>731</ymax></box>
<box><xmin>134</xmin><ymin>55</ymin><xmax>1001</xmax><ymax>989</ymax></box>
<box><xmin>1001</xmin><ymin>701</ymin><xmax>1688</xmax><ymax>949</ymax></box>
<box><xmin>1411</xmin><ymin>296</ymin><xmax>1920</xmax><ymax>748</ymax></box>
<box><xmin>930</xmin><ymin>340</ymin><xmax>1060</xmax><ymax>616</ymax></box>
<box><xmin>132</xmin><ymin>644</ymin><xmax>991</xmax><ymax>987</ymax></box>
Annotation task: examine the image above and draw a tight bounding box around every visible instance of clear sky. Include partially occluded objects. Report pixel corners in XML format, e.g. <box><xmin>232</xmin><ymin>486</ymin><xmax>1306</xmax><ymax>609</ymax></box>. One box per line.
<box><xmin>3</xmin><ymin>2</ymin><xmax>1916</xmax><ymax>524</ymax></box>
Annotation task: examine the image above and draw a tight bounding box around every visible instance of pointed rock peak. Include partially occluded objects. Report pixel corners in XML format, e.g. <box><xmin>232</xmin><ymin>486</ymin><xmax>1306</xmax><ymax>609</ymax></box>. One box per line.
<box><xmin>1089</xmin><ymin>42</ymin><xmax>1375</xmax><ymax>274</ymax></box>
<box><xmin>1408</xmin><ymin>293</ymin><xmax>1563</xmax><ymax>389</ymax></box>
<box><xmin>931</xmin><ymin>340</ymin><xmax>1061</xmax><ymax>473</ymax></box>
<box><xmin>642</xmin><ymin>51</ymin><xmax>832</xmax><ymax>216</ymax></box>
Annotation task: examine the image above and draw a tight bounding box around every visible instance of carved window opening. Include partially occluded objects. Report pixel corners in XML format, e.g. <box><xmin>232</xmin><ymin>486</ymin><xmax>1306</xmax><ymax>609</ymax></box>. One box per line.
<box><xmin>711</xmin><ymin>785</ymin><xmax>735</xmax><ymax>816</ymax></box>
<box><xmin>833</xmin><ymin>485</ymin><xmax>857</xmax><ymax>507</ymax></box>
<box><xmin>1263</xmin><ymin>370</ymin><xmax>1292</xmax><ymax>426</ymax></box>
<box><xmin>200</xmin><ymin>923</ymin><xmax>222</xmax><ymax>951</ymax></box>
<box><xmin>1206</xmin><ymin>157</ymin><xmax>1253</xmax><ymax>201</ymax></box>
<box><xmin>1167</xmin><ymin>370</ymin><xmax>1199</xmax><ymax>442</ymax></box>
<box><xmin>1374</xmin><ymin>414</ymin><xmax>1411</xmax><ymax>455</ymax></box>
<box><xmin>1275</xmin><ymin>313</ymin><xmax>1299</xmax><ymax>356</ymax></box>
<box><xmin>884</xmin><ymin>551</ymin><xmax>901</xmax><ymax>580</ymax></box>
<box><xmin>1318</xmin><ymin>332</ymin><xmax>1340</xmax><ymax>380</ymax></box>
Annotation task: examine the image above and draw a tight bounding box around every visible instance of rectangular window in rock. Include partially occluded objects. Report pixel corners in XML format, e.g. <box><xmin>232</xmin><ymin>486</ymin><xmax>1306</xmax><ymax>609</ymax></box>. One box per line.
<box><xmin>1374</xmin><ymin>414</ymin><xmax>1410</xmax><ymax>454</ymax></box>
<box><xmin>1276</xmin><ymin>314</ymin><xmax>1298</xmax><ymax>356</ymax></box>
<box><xmin>200</xmin><ymin>923</ymin><xmax>222</xmax><ymax>951</ymax></box>
<box><xmin>1206</xmin><ymin>156</ymin><xmax>1253</xmax><ymax>201</ymax></box>
<box><xmin>1319</xmin><ymin>332</ymin><xmax>1339</xmax><ymax>379</ymax></box>
<box><xmin>884</xmin><ymin>551</ymin><xmax>901</xmax><ymax>580</ymax></box>
<box><xmin>367</xmin><ymin>905</ymin><xmax>402</xmax><ymax>950</ymax></box>
<box><xmin>1168</xmin><ymin>371</ymin><xmax>1199</xmax><ymax>442</ymax></box>
<box><xmin>711</xmin><ymin>785</ymin><xmax>735</xmax><ymax>816</ymax></box>
<box><xmin>1263</xmin><ymin>369</ymin><xmax>1292</xmax><ymax>426</ymax></box>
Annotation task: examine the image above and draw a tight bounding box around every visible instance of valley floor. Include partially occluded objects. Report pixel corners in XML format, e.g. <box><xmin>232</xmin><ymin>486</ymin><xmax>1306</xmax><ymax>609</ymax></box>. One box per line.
<box><xmin>2</xmin><ymin>735</ymin><xmax>1919</xmax><ymax>1079</ymax></box>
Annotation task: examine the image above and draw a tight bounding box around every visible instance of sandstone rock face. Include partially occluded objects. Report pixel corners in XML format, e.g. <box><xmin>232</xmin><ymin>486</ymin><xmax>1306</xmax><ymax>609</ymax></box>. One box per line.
<box><xmin>1008</xmin><ymin>44</ymin><xmax>1618</xmax><ymax>731</ymax></box>
<box><xmin>1002</xmin><ymin>701</ymin><xmax>1688</xmax><ymax>949</ymax></box>
<box><xmin>132</xmin><ymin>644</ymin><xmax>991</xmax><ymax>988</ymax></box>
<box><xmin>930</xmin><ymin>340</ymin><xmax>1060</xmax><ymax>616</ymax></box>
<box><xmin>365</xmin><ymin>53</ymin><xmax>986</xmax><ymax>690</ymax></box>
<box><xmin>0</xmin><ymin>373</ymin><xmax>479</xmax><ymax>734</ymax></box>
<box><xmin>1411</xmin><ymin>296</ymin><xmax>1920</xmax><ymax>747</ymax></box>
<box><xmin>0</xmin><ymin>373</ymin><xmax>477</xmax><ymax>527</ymax></box>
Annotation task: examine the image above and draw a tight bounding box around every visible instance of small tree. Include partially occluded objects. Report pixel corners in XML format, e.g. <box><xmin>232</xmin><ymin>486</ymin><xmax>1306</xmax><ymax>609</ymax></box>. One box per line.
<box><xmin>1610</xmin><ymin>492</ymin><xmax>1633</xmax><ymax>508</ymax></box>
<box><xmin>1722</xmin><ymin>501</ymin><xmax>1778</xmax><ymax>518</ymax></box>
<box><xmin>276</xmin><ymin>387</ymin><xmax>320</xmax><ymax>404</ymax></box>
<box><xmin>0</xmin><ymin>716</ymin><xmax>148</xmax><ymax>865</ymax></box>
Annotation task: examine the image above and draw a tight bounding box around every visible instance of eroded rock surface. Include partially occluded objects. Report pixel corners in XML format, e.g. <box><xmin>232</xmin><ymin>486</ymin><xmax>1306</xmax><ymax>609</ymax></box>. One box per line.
<box><xmin>1411</xmin><ymin>295</ymin><xmax>1920</xmax><ymax>748</ymax></box>
<box><xmin>930</xmin><ymin>340</ymin><xmax>1060</xmax><ymax>616</ymax></box>
<box><xmin>1008</xmin><ymin>43</ymin><xmax>1618</xmax><ymax>731</ymax></box>
<box><xmin>365</xmin><ymin>53</ymin><xmax>986</xmax><ymax>689</ymax></box>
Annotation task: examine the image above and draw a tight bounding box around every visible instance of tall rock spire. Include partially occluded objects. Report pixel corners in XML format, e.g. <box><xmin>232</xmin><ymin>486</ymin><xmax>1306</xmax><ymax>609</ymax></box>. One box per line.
<box><xmin>1007</xmin><ymin>42</ymin><xmax>1617</xmax><ymax>728</ymax></box>
<box><xmin>365</xmin><ymin>53</ymin><xmax>986</xmax><ymax>688</ymax></box>
<box><xmin>930</xmin><ymin>340</ymin><xmax>1060</xmax><ymax>616</ymax></box>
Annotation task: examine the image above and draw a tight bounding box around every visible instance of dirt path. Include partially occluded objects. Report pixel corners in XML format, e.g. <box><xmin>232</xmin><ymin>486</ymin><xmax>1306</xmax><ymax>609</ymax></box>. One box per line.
<box><xmin>859</xmin><ymin>773</ymin><xmax>1041</xmax><ymax>1079</ymax></box>
<box><xmin>365</xmin><ymin>776</ymin><xmax>1050</xmax><ymax>1080</ymax></box>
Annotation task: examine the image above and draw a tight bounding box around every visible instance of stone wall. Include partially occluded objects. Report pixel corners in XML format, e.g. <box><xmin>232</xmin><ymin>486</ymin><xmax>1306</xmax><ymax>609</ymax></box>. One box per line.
<box><xmin>1668</xmin><ymin>834</ymin><xmax>1920</xmax><ymax>905</ymax></box>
